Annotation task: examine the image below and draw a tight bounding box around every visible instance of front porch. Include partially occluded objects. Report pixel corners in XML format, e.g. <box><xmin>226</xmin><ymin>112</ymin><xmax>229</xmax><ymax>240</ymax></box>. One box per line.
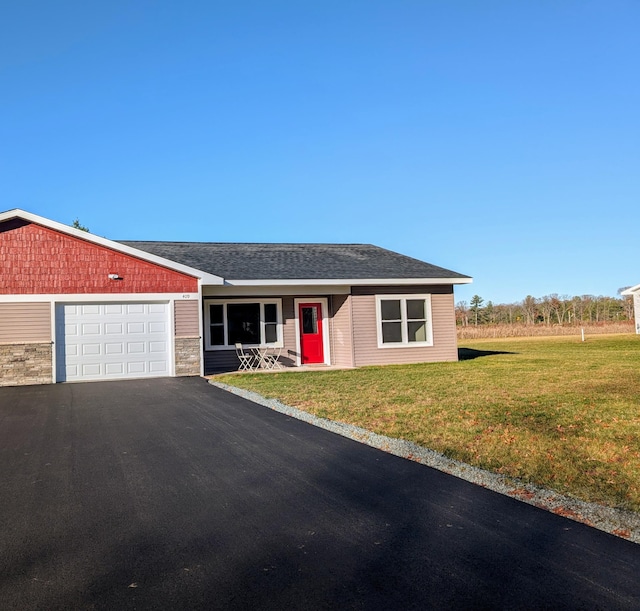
<box><xmin>202</xmin><ymin>292</ymin><xmax>353</xmax><ymax>375</ymax></box>
<box><xmin>203</xmin><ymin>294</ymin><xmax>353</xmax><ymax>375</ymax></box>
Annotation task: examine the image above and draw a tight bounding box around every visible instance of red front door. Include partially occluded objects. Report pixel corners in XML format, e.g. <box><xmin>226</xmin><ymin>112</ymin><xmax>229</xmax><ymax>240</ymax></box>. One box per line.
<box><xmin>299</xmin><ymin>303</ymin><xmax>324</xmax><ymax>364</ymax></box>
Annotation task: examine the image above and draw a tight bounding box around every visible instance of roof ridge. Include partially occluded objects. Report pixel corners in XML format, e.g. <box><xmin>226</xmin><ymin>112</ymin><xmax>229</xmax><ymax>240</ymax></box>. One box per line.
<box><xmin>119</xmin><ymin>241</ymin><xmax>373</xmax><ymax>246</ymax></box>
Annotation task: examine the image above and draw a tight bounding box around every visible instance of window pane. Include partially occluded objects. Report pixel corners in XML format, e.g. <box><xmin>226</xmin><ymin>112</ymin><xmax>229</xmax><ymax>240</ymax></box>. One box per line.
<box><xmin>265</xmin><ymin>323</ymin><xmax>277</xmax><ymax>343</ymax></box>
<box><xmin>209</xmin><ymin>304</ymin><xmax>223</xmax><ymax>324</ymax></box>
<box><xmin>381</xmin><ymin>300</ymin><xmax>401</xmax><ymax>321</ymax></box>
<box><xmin>302</xmin><ymin>307</ymin><xmax>317</xmax><ymax>334</ymax></box>
<box><xmin>228</xmin><ymin>303</ymin><xmax>260</xmax><ymax>345</ymax></box>
<box><xmin>407</xmin><ymin>299</ymin><xmax>425</xmax><ymax>320</ymax></box>
<box><xmin>210</xmin><ymin>325</ymin><xmax>224</xmax><ymax>346</ymax></box>
<box><xmin>407</xmin><ymin>321</ymin><xmax>426</xmax><ymax>342</ymax></box>
<box><xmin>382</xmin><ymin>321</ymin><xmax>402</xmax><ymax>343</ymax></box>
<box><xmin>264</xmin><ymin>303</ymin><xmax>278</xmax><ymax>324</ymax></box>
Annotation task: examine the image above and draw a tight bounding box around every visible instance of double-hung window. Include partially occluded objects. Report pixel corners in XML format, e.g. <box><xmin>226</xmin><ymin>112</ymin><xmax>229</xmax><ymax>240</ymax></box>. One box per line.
<box><xmin>376</xmin><ymin>294</ymin><xmax>433</xmax><ymax>347</ymax></box>
<box><xmin>205</xmin><ymin>299</ymin><xmax>282</xmax><ymax>350</ymax></box>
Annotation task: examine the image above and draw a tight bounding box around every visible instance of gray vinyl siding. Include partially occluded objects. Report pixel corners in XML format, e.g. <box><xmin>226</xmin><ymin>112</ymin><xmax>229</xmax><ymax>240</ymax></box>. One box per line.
<box><xmin>0</xmin><ymin>302</ymin><xmax>51</xmax><ymax>343</ymax></box>
<box><xmin>351</xmin><ymin>285</ymin><xmax>458</xmax><ymax>366</ymax></box>
<box><xmin>202</xmin><ymin>286</ymin><xmax>459</xmax><ymax>373</ymax></box>
<box><xmin>175</xmin><ymin>299</ymin><xmax>199</xmax><ymax>337</ymax></box>
<box><xmin>281</xmin><ymin>297</ymin><xmax>298</xmax><ymax>365</ymax></box>
<box><xmin>204</xmin><ymin>350</ymin><xmax>242</xmax><ymax>373</ymax></box>
<box><xmin>330</xmin><ymin>294</ymin><xmax>354</xmax><ymax>367</ymax></box>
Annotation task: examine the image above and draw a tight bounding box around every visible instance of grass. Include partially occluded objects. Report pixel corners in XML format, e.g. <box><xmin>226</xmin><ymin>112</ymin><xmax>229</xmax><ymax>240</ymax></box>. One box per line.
<box><xmin>215</xmin><ymin>334</ymin><xmax>640</xmax><ymax>512</ymax></box>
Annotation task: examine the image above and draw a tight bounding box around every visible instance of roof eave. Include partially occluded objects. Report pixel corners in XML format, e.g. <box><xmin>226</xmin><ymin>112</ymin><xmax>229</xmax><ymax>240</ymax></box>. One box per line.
<box><xmin>221</xmin><ymin>277</ymin><xmax>473</xmax><ymax>287</ymax></box>
<box><xmin>0</xmin><ymin>209</ymin><xmax>224</xmax><ymax>285</ymax></box>
<box><xmin>621</xmin><ymin>283</ymin><xmax>640</xmax><ymax>295</ymax></box>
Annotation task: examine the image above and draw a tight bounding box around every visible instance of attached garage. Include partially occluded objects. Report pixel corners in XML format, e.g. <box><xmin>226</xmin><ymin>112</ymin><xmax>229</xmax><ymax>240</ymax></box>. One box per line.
<box><xmin>0</xmin><ymin>209</ymin><xmax>223</xmax><ymax>387</ymax></box>
<box><xmin>55</xmin><ymin>302</ymin><xmax>171</xmax><ymax>382</ymax></box>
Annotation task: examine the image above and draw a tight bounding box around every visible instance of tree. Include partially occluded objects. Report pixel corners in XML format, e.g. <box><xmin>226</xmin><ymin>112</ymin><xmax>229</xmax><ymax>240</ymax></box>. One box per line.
<box><xmin>619</xmin><ymin>287</ymin><xmax>635</xmax><ymax>321</ymax></box>
<box><xmin>521</xmin><ymin>295</ymin><xmax>538</xmax><ymax>325</ymax></box>
<box><xmin>456</xmin><ymin>292</ymin><xmax>632</xmax><ymax>328</ymax></box>
<box><xmin>455</xmin><ymin>301</ymin><xmax>469</xmax><ymax>327</ymax></box>
<box><xmin>484</xmin><ymin>300</ymin><xmax>495</xmax><ymax>324</ymax></box>
<box><xmin>539</xmin><ymin>295</ymin><xmax>553</xmax><ymax>326</ymax></box>
<box><xmin>550</xmin><ymin>294</ymin><xmax>570</xmax><ymax>325</ymax></box>
<box><xmin>470</xmin><ymin>295</ymin><xmax>484</xmax><ymax>326</ymax></box>
<box><xmin>72</xmin><ymin>218</ymin><xmax>89</xmax><ymax>232</ymax></box>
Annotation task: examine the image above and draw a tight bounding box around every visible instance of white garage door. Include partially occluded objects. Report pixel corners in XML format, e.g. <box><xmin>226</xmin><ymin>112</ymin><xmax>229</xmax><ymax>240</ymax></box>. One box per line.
<box><xmin>56</xmin><ymin>303</ymin><xmax>171</xmax><ymax>382</ymax></box>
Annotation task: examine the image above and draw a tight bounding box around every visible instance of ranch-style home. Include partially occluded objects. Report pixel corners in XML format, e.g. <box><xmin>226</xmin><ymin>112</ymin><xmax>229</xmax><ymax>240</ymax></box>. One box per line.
<box><xmin>0</xmin><ymin>209</ymin><xmax>472</xmax><ymax>387</ymax></box>
<box><xmin>621</xmin><ymin>284</ymin><xmax>640</xmax><ymax>334</ymax></box>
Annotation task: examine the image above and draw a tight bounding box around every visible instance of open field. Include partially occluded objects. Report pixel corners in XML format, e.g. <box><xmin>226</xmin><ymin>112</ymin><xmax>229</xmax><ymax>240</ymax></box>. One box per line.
<box><xmin>457</xmin><ymin>321</ymin><xmax>635</xmax><ymax>340</ymax></box>
<box><xmin>216</xmin><ymin>334</ymin><xmax>640</xmax><ymax>512</ymax></box>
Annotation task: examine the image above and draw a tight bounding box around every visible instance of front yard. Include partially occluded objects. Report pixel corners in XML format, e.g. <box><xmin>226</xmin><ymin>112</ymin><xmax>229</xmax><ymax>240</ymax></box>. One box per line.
<box><xmin>216</xmin><ymin>334</ymin><xmax>640</xmax><ymax>512</ymax></box>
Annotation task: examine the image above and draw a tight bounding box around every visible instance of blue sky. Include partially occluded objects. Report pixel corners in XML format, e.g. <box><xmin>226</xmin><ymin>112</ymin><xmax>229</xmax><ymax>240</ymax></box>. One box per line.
<box><xmin>2</xmin><ymin>1</ymin><xmax>638</xmax><ymax>305</ymax></box>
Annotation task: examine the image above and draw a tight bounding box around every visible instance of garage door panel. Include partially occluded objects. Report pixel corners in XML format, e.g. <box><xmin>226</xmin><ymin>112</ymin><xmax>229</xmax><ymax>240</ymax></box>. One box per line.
<box><xmin>105</xmin><ymin>343</ymin><xmax>124</xmax><ymax>355</ymax></box>
<box><xmin>149</xmin><ymin>321</ymin><xmax>166</xmax><ymax>334</ymax></box>
<box><xmin>82</xmin><ymin>363</ymin><xmax>102</xmax><ymax>377</ymax></box>
<box><xmin>56</xmin><ymin>302</ymin><xmax>171</xmax><ymax>382</ymax></box>
<box><xmin>149</xmin><ymin>341</ymin><xmax>167</xmax><ymax>353</ymax></box>
<box><xmin>82</xmin><ymin>323</ymin><xmax>101</xmax><ymax>335</ymax></box>
<box><xmin>105</xmin><ymin>362</ymin><xmax>125</xmax><ymax>375</ymax></box>
<box><xmin>149</xmin><ymin>360</ymin><xmax>168</xmax><ymax>373</ymax></box>
<box><xmin>127</xmin><ymin>362</ymin><xmax>147</xmax><ymax>374</ymax></box>
<box><xmin>82</xmin><ymin>344</ymin><xmax>102</xmax><ymax>356</ymax></box>
<box><xmin>65</xmin><ymin>324</ymin><xmax>79</xmax><ymax>337</ymax></box>
<box><xmin>105</xmin><ymin>323</ymin><xmax>123</xmax><ymax>334</ymax></box>
<box><xmin>104</xmin><ymin>304</ymin><xmax>124</xmax><ymax>315</ymax></box>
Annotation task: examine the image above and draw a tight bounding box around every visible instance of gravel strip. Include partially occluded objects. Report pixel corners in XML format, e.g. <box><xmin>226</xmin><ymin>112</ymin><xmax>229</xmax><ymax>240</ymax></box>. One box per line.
<box><xmin>211</xmin><ymin>380</ymin><xmax>640</xmax><ymax>544</ymax></box>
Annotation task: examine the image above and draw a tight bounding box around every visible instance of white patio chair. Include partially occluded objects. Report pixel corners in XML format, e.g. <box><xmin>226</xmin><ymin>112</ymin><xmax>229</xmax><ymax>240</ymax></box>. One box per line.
<box><xmin>235</xmin><ymin>343</ymin><xmax>256</xmax><ymax>371</ymax></box>
<box><xmin>262</xmin><ymin>346</ymin><xmax>284</xmax><ymax>370</ymax></box>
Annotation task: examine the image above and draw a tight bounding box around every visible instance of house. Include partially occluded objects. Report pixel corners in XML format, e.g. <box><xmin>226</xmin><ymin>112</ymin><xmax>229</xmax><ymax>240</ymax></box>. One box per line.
<box><xmin>621</xmin><ymin>284</ymin><xmax>640</xmax><ymax>334</ymax></box>
<box><xmin>0</xmin><ymin>209</ymin><xmax>472</xmax><ymax>386</ymax></box>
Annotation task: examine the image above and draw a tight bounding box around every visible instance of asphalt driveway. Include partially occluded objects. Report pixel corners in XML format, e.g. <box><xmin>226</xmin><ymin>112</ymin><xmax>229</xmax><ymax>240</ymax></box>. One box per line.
<box><xmin>0</xmin><ymin>378</ymin><xmax>638</xmax><ymax>610</ymax></box>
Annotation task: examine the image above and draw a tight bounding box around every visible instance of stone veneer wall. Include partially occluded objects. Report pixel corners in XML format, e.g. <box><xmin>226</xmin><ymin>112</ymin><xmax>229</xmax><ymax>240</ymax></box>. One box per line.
<box><xmin>0</xmin><ymin>343</ymin><xmax>53</xmax><ymax>386</ymax></box>
<box><xmin>175</xmin><ymin>337</ymin><xmax>201</xmax><ymax>376</ymax></box>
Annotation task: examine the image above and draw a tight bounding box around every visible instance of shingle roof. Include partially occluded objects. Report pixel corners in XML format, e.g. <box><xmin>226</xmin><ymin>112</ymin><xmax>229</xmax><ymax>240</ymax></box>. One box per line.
<box><xmin>118</xmin><ymin>241</ymin><xmax>470</xmax><ymax>282</ymax></box>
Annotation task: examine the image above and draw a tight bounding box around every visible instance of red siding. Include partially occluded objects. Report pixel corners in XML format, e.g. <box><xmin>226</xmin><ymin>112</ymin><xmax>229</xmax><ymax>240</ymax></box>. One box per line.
<box><xmin>0</xmin><ymin>221</ymin><xmax>198</xmax><ymax>294</ymax></box>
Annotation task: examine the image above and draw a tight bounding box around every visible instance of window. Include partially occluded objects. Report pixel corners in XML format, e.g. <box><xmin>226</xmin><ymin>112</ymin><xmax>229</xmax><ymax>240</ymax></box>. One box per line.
<box><xmin>204</xmin><ymin>299</ymin><xmax>283</xmax><ymax>350</ymax></box>
<box><xmin>376</xmin><ymin>295</ymin><xmax>433</xmax><ymax>347</ymax></box>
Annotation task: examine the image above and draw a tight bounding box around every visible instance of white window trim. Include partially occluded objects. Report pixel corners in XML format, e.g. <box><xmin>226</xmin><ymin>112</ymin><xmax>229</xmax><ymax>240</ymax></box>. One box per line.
<box><xmin>375</xmin><ymin>294</ymin><xmax>434</xmax><ymax>348</ymax></box>
<box><xmin>204</xmin><ymin>298</ymin><xmax>283</xmax><ymax>351</ymax></box>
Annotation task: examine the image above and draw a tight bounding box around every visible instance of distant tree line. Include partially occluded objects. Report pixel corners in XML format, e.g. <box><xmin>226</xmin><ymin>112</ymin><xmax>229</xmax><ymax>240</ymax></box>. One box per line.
<box><xmin>456</xmin><ymin>291</ymin><xmax>635</xmax><ymax>327</ymax></box>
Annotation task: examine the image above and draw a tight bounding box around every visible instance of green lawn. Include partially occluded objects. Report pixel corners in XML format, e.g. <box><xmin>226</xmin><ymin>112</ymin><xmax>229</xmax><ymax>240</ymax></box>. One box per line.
<box><xmin>216</xmin><ymin>334</ymin><xmax>640</xmax><ymax>512</ymax></box>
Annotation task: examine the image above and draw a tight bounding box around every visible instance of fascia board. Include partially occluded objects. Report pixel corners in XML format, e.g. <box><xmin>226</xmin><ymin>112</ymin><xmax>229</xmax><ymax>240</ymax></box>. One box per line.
<box><xmin>223</xmin><ymin>277</ymin><xmax>473</xmax><ymax>287</ymax></box>
<box><xmin>621</xmin><ymin>283</ymin><xmax>640</xmax><ymax>295</ymax></box>
<box><xmin>0</xmin><ymin>209</ymin><xmax>224</xmax><ymax>285</ymax></box>
<box><xmin>0</xmin><ymin>292</ymin><xmax>199</xmax><ymax>303</ymax></box>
